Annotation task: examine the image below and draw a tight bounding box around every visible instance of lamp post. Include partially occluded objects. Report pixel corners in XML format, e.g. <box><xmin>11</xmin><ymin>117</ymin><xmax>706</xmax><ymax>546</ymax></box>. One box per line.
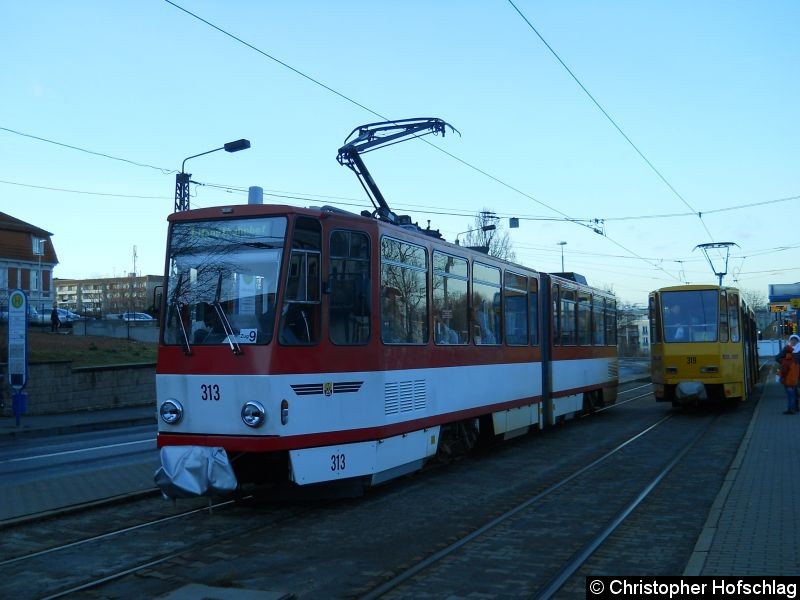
<box><xmin>174</xmin><ymin>139</ymin><xmax>251</xmax><ymax>212</ymax></box>
<box><xmin>35</xmin><ymin>238</ymin><xmax>45</xmax><ymax>314</ymax></box>
<box><xmin>455</xmin><ymin>224</ymin><xmax>496</xmax><ymax>246</ymax></box>
<box><xmin>557</xmin><ymin>241</ymin><xmax>567</xmax><ymax>271</ymax></box>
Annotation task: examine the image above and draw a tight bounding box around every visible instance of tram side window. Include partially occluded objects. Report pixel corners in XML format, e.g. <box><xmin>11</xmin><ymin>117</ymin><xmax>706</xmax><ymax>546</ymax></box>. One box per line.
<box><xmin>529</xmin><ymin>277</ymin><xmax>539</xmax><ymax>346</ymax></box>
<box><xmin>473</xmin><ymin>263</ymin><xmax>501</xmax><ymax>345</ymax></box>
<box><xmin>605</xmin><ymin>299</ymin><xmax>617</xmax><ymax>346</ymax></box>
<box><xmin>329</xmin><ymin>230</ymin><xmax>370</xmax><ymax>345</ymax></box>
<box><xmin>577</xmin><ymin>292</ymin><xmax>591</xmax><ymax>345</ymax></box>
<box><xmin>381</xmin><ymin>237</ymin><xmax>428</xmax><ymax>344</ymax></box>
<box><xmin>649</xmin><ymin>295</ymin><xmax>662</xmax><ymax>344</ymax></box>
<box><xmin>560</xmin><ymin>289</ymin><xmax>576</xmax><ymax>346</ymax></box>
<box><xmin>593</xmin><ymin>297</ymin><xmax>605</xmax><ymax>345</ymax></box>
<box><xmin>432</xmin><ymin>252</ymin><xmax>468</xmax><ymax>345</ymax></box>
<box><xmin>504</xmin><ymin>271</ymin><xmax>528</xmax><ymax>346</ymax></box>
<box><xmin>728</xmin><ymin>292</ymin><xmax>741</xmax><ymax>343</ymax></box>
<box><xmin>280</xmin><ymin>217</ymin><xmax>321</xmax><ymax>345</ymax></box>
<box><xmin>552</xmin><ymin>284</ymin><xmax>560</xmax><ymax>344</ymax></box>
<box><xmin>719</xmin><ymin>290</ymin><xmax>729</xmax><ymax>342</ymax></box>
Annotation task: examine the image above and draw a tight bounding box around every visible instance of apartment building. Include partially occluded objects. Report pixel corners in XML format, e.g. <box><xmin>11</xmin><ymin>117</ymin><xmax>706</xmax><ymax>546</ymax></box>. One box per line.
<box><xmin>55</xmin><ymin>274</ymin><xmax>163</xmax><ymax>317</ymax></box>
<box><xmin>0</xmin><ymin>212</ymin><xmax>58</xmax><ymax>313</ymax></box>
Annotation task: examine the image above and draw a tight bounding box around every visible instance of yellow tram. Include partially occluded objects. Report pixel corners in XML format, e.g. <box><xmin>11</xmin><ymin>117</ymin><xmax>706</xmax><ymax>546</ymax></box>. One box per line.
<box><xmin>649</xmin><ymin>285</ymin><xmax>759</xmax><ymax>405</ymax></box>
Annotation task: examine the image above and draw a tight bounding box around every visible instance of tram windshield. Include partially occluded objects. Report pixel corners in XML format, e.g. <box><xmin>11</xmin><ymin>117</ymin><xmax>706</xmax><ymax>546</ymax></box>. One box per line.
<box><xmin>661</xmin><ymin>290</ymin><xmax>718</xmax><ymax>343</ymax></box>
<box><xmin>163</xmin><ymin>217</ymin><xmax>287</xmax><ymax>347</ymax></box>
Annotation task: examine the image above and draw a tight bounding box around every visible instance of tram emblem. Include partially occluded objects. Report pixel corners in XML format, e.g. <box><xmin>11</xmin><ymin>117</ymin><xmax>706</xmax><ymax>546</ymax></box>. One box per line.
<box><xmin>324</xmin><ymin>382</ymin><xmax>333</xmax><ymax>397</ymax></box>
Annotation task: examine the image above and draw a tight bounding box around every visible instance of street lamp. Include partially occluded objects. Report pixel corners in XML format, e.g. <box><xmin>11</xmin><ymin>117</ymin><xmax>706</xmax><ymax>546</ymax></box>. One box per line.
<box><xmin>455</xmin><ymin>224</ymin><xmax>496</xmax><ymax>246</ymax></box>
<box><xmin>30</xmin><ymin>238</ymin><xmax>47</xmax><ymax>313</ymax></box>
<box><xmin>174</xmin><ymin>139</ymin><xmax>251</xmax><ymax>212</ymax></box>
<box><xmin>557</xmin><ymin>241</ymin><xmax>567</xmax><ymax>271</ymax></box>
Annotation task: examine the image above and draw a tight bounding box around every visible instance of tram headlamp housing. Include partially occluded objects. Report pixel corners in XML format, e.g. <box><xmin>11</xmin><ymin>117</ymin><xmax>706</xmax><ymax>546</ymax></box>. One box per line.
<box><xmin>241</xmin><ymin>401</ymin><xmax>266</xmax><ymax>428</ymax></box>
<box><xmin>160</xmin><ymin>399</ymin><xmax>184</xmax><ymax>425</ymax></box>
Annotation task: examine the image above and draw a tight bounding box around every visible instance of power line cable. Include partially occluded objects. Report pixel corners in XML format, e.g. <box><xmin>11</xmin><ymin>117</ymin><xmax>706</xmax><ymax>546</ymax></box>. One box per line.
<box><xmin>506</xmin><ymin>0</ymin><xmax>717</xmax><ymax>244</ymax></box>
<box><xmin>205</xmin><ymin>183</ymin><xmax>800</xmax><ymax>224</ymax></box>
<box><xmin>0</xmin><ymin>179</ymin><xmax>171</xmax><ymax>200</ymax></box>
<box><xmin>0</xmin><ymin>126</ymin><xmax>175</xmax><ymax>174</ymax></box>
<box><xmin>162</xmin><ymin>0</ymin><xmax>384</xmax><ymax>122</ymax></box>
<box><xmin>161</xmin><ymin>0</ymin><xmax>616</xmax><ymax>240</ymax></box>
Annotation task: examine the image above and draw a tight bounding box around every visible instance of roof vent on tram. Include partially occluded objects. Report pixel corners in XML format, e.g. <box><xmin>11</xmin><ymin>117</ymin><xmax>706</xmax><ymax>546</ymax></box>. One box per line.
<box><xmin>553</xmin><ymin>272</ymin><xmax>588</xmax><ymax>285</ymax></box>
<box><xmin>396</xmin><ymin>215</ymin><xmax>442</xmax><ymax>239</ymax></box>
<box><xmin>248</xmin><ymin>186</ymin><xmax>263</xmax><ymax>205</ymax></box>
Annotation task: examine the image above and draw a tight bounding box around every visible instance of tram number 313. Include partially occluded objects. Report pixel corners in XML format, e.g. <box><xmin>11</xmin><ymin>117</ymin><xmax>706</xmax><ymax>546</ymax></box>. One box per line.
<box><xmin>201</xmin><ymin>384</ymin><xmax>221</xmax><ymax>401</ymax></box>
<box><xmin>331</xmin><ymin>453</ymin><xmax>346</xmax><ymax>472</ymax></box>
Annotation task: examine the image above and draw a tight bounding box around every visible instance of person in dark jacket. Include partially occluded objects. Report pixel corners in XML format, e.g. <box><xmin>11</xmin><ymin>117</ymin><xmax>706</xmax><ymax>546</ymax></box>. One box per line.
<box><xmin>50</xmin><ymin>306</ymin><xmax>61</xmax><ymax>332</ymax></box>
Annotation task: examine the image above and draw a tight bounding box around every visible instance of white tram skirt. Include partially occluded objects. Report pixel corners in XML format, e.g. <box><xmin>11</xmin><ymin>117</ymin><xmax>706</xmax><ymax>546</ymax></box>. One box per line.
<box><xmin>289</xmin><ymin>426</ymin><xmax>441</xmax><ymax>486</ymax></box>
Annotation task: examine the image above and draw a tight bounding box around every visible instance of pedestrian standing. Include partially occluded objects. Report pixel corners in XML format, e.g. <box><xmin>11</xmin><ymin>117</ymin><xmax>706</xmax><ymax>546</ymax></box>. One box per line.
<box><xmin>50</xmin><ymin>305</ymin><xmax>61</xmax><ymax>333</ymax></box>
<box><xmin>778</xmin><ymin>334</ymin><xmax>800</xmax><ymax>414</ymax></box>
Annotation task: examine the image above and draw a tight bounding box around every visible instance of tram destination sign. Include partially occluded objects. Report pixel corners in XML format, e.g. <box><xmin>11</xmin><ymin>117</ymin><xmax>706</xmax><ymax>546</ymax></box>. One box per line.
<box><xmin>770</xmin><ymin>303</ymin><xmax>788</xmax><ymax>312</ymax></box>
<box><xmin>7</xmin><ymin>289</ymin><xmax>28</xmax><ymax>390</ymax></box>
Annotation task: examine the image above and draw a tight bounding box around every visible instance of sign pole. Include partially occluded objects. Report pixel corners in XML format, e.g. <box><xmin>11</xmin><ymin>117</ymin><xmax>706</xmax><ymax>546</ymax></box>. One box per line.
<box><xmin>7</xmin><ymin>290</ymin><xmax>29</xmax><ymax>427</ymax></box>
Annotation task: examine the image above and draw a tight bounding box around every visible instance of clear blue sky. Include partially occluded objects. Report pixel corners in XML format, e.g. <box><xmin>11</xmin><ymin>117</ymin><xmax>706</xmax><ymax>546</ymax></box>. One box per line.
<box><xmin>2</xmin><ymin>1</ymin><xmax>798</xmax><ymax>305</ymax></box>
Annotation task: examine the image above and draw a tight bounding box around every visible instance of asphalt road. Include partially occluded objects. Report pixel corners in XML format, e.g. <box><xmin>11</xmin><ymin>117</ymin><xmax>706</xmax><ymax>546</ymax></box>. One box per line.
<box><xmin>0</xmin><ymin>424</ymin><xmax>158</xmax><ymax>522</ymax></box>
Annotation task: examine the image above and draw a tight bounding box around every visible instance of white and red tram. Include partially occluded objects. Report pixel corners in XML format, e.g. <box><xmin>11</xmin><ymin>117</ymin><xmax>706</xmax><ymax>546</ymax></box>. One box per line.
<box><xmin>155</xmin><ymin>202</ymin><xmax>618</xmax><ymax>494</ymax></box>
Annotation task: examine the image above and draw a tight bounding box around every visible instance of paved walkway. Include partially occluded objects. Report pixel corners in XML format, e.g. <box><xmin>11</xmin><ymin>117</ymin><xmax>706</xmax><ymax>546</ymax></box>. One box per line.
<box><xmin>684</xmin><ymin>366</ymin><xmax>800</xmax><ymax>575</ymax></box>
<box><xmin>2</xmin><ymin>370</ymin><xmax>798</xmax><ymax>576</ymax></box>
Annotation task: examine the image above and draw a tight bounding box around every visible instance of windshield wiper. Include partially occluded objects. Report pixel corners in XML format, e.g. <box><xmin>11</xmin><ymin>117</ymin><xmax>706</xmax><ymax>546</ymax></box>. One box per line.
<box><xmin>214</xmin><ymin>272</ymin><xmax>242</xmax><ymax>356</ymax></box>
<box><xmin>169</xmin><ymin>272</ymin><xmax>192</xmax><ymax>355</ymax></box>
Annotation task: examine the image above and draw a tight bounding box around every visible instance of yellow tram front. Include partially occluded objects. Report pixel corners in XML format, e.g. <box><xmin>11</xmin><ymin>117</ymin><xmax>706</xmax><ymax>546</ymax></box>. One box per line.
<box><xmin>649</xmin><ymin>285</ymin><xmax>757</xmax><ymax>405</ymax></box>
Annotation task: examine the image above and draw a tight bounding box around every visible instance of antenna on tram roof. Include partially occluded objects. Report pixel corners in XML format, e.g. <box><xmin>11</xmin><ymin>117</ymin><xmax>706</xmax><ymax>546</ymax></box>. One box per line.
<box><xmin>694</xmin><ymin>242</ymin><xmax>739</xmax><ymax>286</ymax></box>
<box><xmin>336</xmin><ymin>118</ymin><xmax>459</xmax><ymax>225</ymax></box>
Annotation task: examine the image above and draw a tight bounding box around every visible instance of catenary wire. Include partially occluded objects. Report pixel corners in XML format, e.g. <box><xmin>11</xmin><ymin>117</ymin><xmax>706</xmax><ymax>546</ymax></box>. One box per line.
<box><xmin>0</xmin><ymin>126</ymin><xmax>175</xmax><ymax>174</ymax></box>
<box><xmin>1</xmin><ymin>173</ymin><xmax>793</xmax><ymax>269</ymax></box>
<box><xmin>161</xmin><ymin>0</ymin><xmax>675</xmax><ymax>276</ymax></box>
<box><xmin>8</xmin><ymin>4</ymin><xmax>779</xmax><ymax>283</ymax></box>
<box><xmin>506</xmin><ymin>0</ymin><xmax>717</xmax><ymax>246</ymax></box>
<box><xmin>0</xmin><ymin>179</ymin><xmax>171</xmax><ymax>200</ymax></box>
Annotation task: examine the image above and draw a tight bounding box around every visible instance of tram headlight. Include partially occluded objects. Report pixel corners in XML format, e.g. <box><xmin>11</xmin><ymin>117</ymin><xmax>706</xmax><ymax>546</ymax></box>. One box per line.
<box><xmin>160</xmin><ymin>399</ymin><xmax>184</xmax><ymax>425</ymax></box>
<box><xmin>241</xmin><ymin>401</ymin><xmax>266</xmax><ymax>428</ymax></box>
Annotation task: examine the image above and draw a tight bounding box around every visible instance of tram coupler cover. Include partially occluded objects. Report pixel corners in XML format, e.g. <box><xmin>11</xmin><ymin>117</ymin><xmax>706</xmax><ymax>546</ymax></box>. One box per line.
<box><xmin>154</xmin><ymin>446</ymin><xmax>237</xmax><ymax>499</ymax></box>
<box><xmin>675</xmin><ymin>381</ymin><xmax>707</xmax><ymax>401</ymax></box>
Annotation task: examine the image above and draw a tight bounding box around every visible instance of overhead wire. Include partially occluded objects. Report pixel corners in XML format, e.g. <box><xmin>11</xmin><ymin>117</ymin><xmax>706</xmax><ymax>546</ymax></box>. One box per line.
<box><xmin>0</xmin><ymin>179</ymin><xmax>171</xmax><ymax>200</ymax></box>
<box><xmin>3</xmin><ymin>4</ymin><xmax>768</xmax><ymax>287</ymax></box>
<box><xmin>0</xmin><ymin>126</ymin><xmax>176</xmax><ymax>174</ymax></box>
<box><xmin>160</xmin><ymin>0</ymin><xmax>685</xmax><ymax>283</ymax></box>
<box><xmin>506</xmin><ymin>1</ymin><xmax>718</xmax><ymax>245</ymax></box>
<box><xmin>196</xmin><ymin>183</ymin><xmax>800</xmax><ymax>226</ymax></box>
<box><xmin>160</xmin><ymin>3</ymin><xmax>579</xmax><ymax>223</ymax></box>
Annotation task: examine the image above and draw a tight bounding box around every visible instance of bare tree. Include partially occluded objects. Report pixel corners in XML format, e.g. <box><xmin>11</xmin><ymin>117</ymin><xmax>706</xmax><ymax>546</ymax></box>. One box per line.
<box><xmin>739</xmin><ymin>287</ymin><xmax>771</xmax><ymax>337</ymax></box>
<box><xmin>462</xmin><ymin>209</ymin><xmax>516</xmax><ymax>262</ymax></box>
<box><xmin>739</xmin><ymin>288</ymin><xmax>767</xmax><ymax>311</ymax></box>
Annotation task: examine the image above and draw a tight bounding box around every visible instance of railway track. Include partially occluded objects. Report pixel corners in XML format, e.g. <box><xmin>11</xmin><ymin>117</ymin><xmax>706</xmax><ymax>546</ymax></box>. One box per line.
<box><xmin>0</xmin><ymin>379</ymin><xmax>757</xmax><ymax>598</ymax></box>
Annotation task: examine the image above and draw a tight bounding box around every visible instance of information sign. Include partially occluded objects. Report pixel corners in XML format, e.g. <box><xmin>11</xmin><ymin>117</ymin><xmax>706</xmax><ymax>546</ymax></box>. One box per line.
<box><xmin>770</xmin><ymin>304</ymin><xmax>788</xmax><ymax>313</ymax></box>
<box><xmin>7</xmin><ymin>289</ymin><xmax>28</xmax><ymax>390</ymax></box>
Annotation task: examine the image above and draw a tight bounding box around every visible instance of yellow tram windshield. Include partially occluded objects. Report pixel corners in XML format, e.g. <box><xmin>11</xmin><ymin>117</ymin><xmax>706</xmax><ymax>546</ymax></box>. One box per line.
<box><xmin>661</xmin><ymin>289</ymin><xmax>719</xmax><ymax>343</ymax></box>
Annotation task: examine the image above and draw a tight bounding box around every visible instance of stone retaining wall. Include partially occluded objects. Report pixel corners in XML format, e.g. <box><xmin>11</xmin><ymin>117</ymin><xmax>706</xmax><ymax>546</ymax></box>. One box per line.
<box><xmin>0</xmin><ymin>362</ymin><xmax>155</xmax><ymax>416</ymax></box>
